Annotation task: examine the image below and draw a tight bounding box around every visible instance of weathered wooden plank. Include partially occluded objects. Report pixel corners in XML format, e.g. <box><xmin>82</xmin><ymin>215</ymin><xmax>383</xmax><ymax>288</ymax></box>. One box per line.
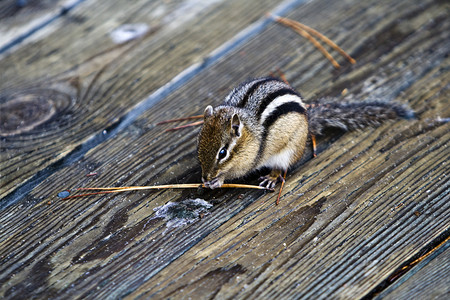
<box><xmin>0</xmin><ymin>0</ymin><xmax>286</xmax><ymax>199</ymax></box>
<box><xmin>0</xmin><ymin>0</ymin><xmax>76</xmax><ymax>53</ymax></box>
<box><xmin>378</xmin><ymin>242</ymin><xmax>450</xmax><ymax>300</ymax></box>
<box><xmin>0</xmin><ymin>0</ymin><xmax>448</xmax><ymax>299</ymax></box>
<box><xmin>126</xmin><ymin>50</ymin><xmax>449</xmax><ymax>298</ymax></box>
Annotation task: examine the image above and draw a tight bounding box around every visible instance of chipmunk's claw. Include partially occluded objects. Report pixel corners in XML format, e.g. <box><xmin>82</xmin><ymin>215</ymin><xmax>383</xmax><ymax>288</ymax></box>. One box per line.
<box><xmin>202</xmin><ymin>176</ymin><xmax>224</xmax><ymax>189</ymax></box>
<box><xmin>259</xmin><ymin>169</ymin><xmax>285</xmax><ymax>191</ymax></box>
<box><xmin>259</xmin><ymin>176</ymin><xmax>280</xmax><ymax>191</ymax></box>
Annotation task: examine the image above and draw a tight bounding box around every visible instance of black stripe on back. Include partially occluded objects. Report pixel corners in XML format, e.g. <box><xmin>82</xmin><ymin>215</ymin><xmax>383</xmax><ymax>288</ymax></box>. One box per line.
<box><xmin>253</xmin><ymin>102</ymin><xmax>306</xmax><ymax>168</ymax></box>
<box><xmin>257</xmin><ymin>88</ymin><xmax>300</xmax><ymax>119</ymax></box>
<box><xmin>262</xmin><ymin>101</ymin><xmax>306</xmax><ymax>128</ymax></box>
<box><xmin>237</xmin><ymin>77</ymin><xmax>278</xmax><ymax>108</ymax></box>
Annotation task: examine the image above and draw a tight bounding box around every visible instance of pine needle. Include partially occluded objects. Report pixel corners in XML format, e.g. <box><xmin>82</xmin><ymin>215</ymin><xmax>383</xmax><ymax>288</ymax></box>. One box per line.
<box><xmin>62</xmin><ymin>183</ymin><xmax>268</xmax><ymax>200</ymax></box>
<box><xmin>269</xmin><ymin>14</ymin><xmax>356</xmax><ymax>68</ymax></box>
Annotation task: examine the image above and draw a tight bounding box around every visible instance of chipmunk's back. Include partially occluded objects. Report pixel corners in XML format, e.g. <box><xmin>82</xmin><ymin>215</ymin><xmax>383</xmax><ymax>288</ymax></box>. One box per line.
<box><xmin>223</xmin><ymin>77</ymin><xmax>307</xmax><ymax>126</ymax></box>
<box><xmin>220</xmin><ymin>77</ymin><xmax>309</xmax><ymax>188</ymax></box>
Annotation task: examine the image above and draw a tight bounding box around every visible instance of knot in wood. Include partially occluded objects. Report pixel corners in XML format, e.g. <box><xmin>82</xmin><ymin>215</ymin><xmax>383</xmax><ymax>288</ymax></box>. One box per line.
<box><xmin>0</xmin><ymin>90</ymin><xmax>70</xmax><ymax>136</ymax></box>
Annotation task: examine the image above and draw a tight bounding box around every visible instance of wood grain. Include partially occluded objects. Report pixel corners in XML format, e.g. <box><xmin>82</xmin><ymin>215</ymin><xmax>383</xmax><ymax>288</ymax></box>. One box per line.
<box><xmin>379</xmin><ymin>242</ymin><xmax>450</xmax><ymax>300</ymax></box>
<box><xmin>0</xmin><ymin>0</ymin><xmax>448</xmax><ymax>299</ymax></box>
<box><xmin>0</xmin><ymin>0</ymin><xmax>283</xmax><ymax>199</ymax></box>
<box><xmin>0</xmin><ymin>0</ymin><xmax>71</xmax><ymax>52</ymax></box>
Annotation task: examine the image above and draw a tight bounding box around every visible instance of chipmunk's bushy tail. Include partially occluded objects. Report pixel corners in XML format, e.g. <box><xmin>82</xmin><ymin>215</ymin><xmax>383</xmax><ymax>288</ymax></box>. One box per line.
<box><xmin>308</xmin><ymin>100</ymin><xmax>415</xmax><ymax>136</ymax></box>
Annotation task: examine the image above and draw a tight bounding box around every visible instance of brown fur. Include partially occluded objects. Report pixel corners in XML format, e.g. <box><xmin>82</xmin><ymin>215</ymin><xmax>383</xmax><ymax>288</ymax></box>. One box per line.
<box><xmin>198</xmin><ymin>106</ymin><xmax>262</xmax><ymax>188</ymax></box>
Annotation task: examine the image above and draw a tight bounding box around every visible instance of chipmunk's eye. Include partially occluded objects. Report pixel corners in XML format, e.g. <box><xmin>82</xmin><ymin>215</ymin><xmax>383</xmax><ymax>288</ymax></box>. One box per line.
<box><xmin>218</xmin><ymin>146</ymin><xmax>228</xmax><ymax>161</ymax></box>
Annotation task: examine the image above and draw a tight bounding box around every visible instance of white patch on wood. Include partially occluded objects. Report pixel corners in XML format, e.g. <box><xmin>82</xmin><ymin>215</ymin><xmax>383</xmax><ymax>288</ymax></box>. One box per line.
<box><xmin>110</xmin><ymin>24</ymin><xmax>149</xmax><ymax>44</ymax></box>
<box><xmin>152</xmin><ymin>198</ymin><xmax>212</xmax><ymax>229</ymax></box>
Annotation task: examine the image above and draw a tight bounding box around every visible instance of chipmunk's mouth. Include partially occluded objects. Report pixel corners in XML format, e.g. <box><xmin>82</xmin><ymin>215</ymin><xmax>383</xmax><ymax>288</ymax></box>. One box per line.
<box><xmin>202</xmin><ymin>176</ymin><xmax>224</xmax><ymax>189</ymax></box>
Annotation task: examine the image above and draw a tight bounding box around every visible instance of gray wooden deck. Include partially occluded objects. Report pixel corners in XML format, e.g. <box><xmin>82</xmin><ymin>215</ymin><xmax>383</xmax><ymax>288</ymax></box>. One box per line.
<box><xmin>0</xmin><ymin>0</ymin><xmax>449</xmax><ymax>299</ymax></box>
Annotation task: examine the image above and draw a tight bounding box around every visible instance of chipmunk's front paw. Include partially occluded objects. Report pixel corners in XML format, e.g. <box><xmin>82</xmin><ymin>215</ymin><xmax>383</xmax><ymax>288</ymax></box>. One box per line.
<box><xmin>202</xmin><ymin>176</ymin><xmax>224</xmax><ymax>189</ymax></box>
<box><xmin>259</xmin><ymin>177</ymin><xmax>277</xmax><ymax>190</ymax></box>
<box><xmin>259</xmin><ymin>170</ymin><xmax>284</xmax><ymax>190</ymax></box>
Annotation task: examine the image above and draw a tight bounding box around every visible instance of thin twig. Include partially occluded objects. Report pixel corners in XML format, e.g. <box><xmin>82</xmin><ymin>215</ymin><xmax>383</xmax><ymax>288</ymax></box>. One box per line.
<box><xmin>271</xmin><ymin>15</ymin><xmax>340</xmax><ymax>68</ymax></box>
<box><xmin>269</xmin><ymin>14</ymin><xmax>356</xmax><ymax>68</ymax></box>
<box><xmin>276</xmin><ymin>170</ymin><xmax>288</xmax><ymax>205</ymax></box>
<box><xmin>62</xmin><ymin>183</ymin><xmax>268</xmax><ymax>200</ymax></box>
<box><xmin>276</xmin><ymin>68</ymin><xmax>289</xmax><ymax>85</ymax></box>
<box><xmin>277</xmin><ymin>15</ymin><xmax>356</xmax><ymax>64</ymax></box>
<box><xmin>311</xmin><ymin>134</ymin><xmax>317</xmax><ymax>158</ymax></box>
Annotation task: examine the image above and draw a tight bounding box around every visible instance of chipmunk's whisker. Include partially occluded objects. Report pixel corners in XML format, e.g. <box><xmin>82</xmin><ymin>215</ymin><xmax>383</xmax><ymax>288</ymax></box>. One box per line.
<box><xmin>156</xmin><ymin>115</ymin><xmax>204</xmax><ymax>125</ymax></box>
<box><xmin>166</xmin><ymin>120</ymin><xmax>204</xmax><ymax>131</ymax></box>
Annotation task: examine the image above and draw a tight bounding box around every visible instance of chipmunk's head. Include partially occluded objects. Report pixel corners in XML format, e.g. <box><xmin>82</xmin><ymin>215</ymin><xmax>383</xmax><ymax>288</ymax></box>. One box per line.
<box><xmin>197</xmin><ymin>105</ymin><xmax>258</xmax><ymax>189</ymax></box>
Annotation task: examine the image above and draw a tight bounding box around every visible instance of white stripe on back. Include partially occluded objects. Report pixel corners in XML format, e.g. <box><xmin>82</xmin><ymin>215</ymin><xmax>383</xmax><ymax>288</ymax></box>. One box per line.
<box><xmin>259</xmin><ymin>94</ymin><xmax>306</xmax><ymax>124</ymax></box>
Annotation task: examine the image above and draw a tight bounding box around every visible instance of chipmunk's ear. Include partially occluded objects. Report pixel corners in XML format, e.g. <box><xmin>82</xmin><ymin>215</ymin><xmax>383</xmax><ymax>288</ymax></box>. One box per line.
<box><xmin>204</xmin><ymin>105</ymin><xmax>213</xmax><ymax>118</ymax></box>
<box><xmin>231</xmin><ymin>113</ymin><xmax>242</xmax><ymax>137</ymax></box>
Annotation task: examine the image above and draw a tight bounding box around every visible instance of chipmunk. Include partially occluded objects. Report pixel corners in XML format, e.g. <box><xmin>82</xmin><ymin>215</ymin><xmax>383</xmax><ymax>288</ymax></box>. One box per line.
<box><xmin>197</xmin><ymin>77</ymin><xmax>414</xmax><ymax>190</ymax></box>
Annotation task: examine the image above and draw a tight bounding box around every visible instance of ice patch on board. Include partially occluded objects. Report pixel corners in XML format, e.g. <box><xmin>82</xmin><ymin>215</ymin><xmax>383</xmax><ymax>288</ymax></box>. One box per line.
<box><xmin>153</xmin><ymin>198</ymin><xmax>212</xmax><ymax>228</ymax></box>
